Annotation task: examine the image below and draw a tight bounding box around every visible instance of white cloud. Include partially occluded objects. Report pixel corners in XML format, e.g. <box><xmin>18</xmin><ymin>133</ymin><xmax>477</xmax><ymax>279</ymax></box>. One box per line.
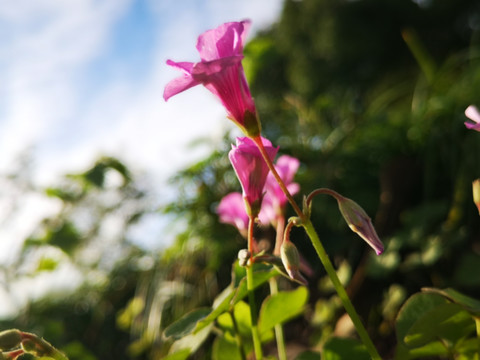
<box><xmin>0</xmin><ymin>0</ymin><xmax>132</xmax><ymax>173</ymax></box>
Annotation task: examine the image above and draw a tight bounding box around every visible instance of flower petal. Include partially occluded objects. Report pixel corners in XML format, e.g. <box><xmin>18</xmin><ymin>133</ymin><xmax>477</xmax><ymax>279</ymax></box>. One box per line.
<box><xmin>465</xmin><ymin>105</ymin><xmax>480</xmax><ymax>123</ymax></box>
<box><xmin>196</xmin><ymin>20</ymin><xmax>251</xmax><ymax>61</ymax></box>
<box><xmin>465</xmin><ymin>105</ymin><xmax>480</xmax><ymax>132</ymax></box>
<box><xmin>163</xmin><ymin>61</ymin><xmax>200</xmax><ymax>101</ymax></box>
<box><xmin>229</xmin><ymin>137</ymin><xmax>278</xmax><ymax>216</ymax></box>
<box><xmin>217</xmin><ymin>192</ymin><xmax>249</xmax><ymax>232</ymax></box>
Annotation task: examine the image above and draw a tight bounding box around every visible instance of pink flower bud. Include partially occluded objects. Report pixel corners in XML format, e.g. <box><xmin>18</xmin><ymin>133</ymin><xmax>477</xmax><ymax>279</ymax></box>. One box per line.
<box><xmin>228</xmin><ymin>137</ymin><xmax>278</xmax><ymax>217</ymax></box>
<box><xmin>280</xmin><ymin>241</ymin><xmax>307</xmax><ymax>285</ymax></box>
<box><xmin>336</xmin><ymin>196</ymin><xmax>384</xmax><ymax>255</ymax></box>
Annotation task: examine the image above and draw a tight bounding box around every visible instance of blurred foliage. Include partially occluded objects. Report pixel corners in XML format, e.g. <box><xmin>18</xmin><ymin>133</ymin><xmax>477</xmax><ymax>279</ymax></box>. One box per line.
<box><xmin>0</xmin><ymin>0</ymin><xmax>480</xmax><ymax>359</ymax></box>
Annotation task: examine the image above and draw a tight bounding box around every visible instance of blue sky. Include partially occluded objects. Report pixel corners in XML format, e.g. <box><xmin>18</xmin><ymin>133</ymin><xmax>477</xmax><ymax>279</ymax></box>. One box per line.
<box><xmin>0</xmin><ymin>0</ymin><xmax>284</xmax><ymax>181</ymax></box>
<box><xmin>0</xmin><ymin>0</ymin><xmax>284</xmax><ymax>317</ymax></box>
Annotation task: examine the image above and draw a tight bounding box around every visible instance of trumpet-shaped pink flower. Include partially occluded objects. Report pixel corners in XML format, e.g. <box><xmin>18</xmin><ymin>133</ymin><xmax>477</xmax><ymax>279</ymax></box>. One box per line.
<box><xmin>229</xmin><ymin>137</ymin><xmax>278</xmax><ymax>216</ymax></box>
<box><xmin>259</xmin><ymin>155</ymin><xmax>300</xmax><ymax>225</ymax></box>
<box><xmin>164</xmin><ymin>20</ymin><xmax>260</xmax><ymax>136</ymax></box>
<box><xmin>217</xmin><ymin>192</ymin><xmax>249</xmax><ymax>234</ymax></box>
<box><xmin>465</xmin><ymin>105</ymin><xmax>480</xmax><ymax>132</ymax></box>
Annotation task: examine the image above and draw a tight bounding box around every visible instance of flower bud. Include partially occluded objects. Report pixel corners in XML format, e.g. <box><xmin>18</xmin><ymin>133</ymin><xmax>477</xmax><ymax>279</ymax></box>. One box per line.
<box><xmin>280</xmin><ymin>241</ymin><xmax>307</xmax><ymax>285</ymax></box>
<box><xmin>0</xmin><ymin>329</ymin><xmax>21</xmax><ymax>350</ymax></box>
<box><xmin>337</xmin><ymin>196</ymin><xmax>384</xmax><ymax>255</ymax></box>
<box><xmin>238</xmin><ymin>249</ymin><xmax>251</xmax><ymax>267</ymax></box>
<box><xmin>473</xmin><ymin>179</ymin><xmax>480</xmax><ymax>215</ymax></box>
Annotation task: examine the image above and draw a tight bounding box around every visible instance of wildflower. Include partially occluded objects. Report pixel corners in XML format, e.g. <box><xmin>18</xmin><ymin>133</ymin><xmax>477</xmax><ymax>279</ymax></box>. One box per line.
<box><xmin>229</xmin><ymin>137</ymin><xmax>278</xmax><ymax>217</ymax></box>
<box><xmin>336</xmin><ymin>195</ymin><xmax>384</xmax><ymax>255</ymax></box>
<box><xmin>259</xmin><ymin>155</ymin><xmax>300</xmax><ymax>225</ymax></box>
<box><xmin>217</xmin><ymin>192</ymin><xmax>249</xmax><ymax>235</ymax></box>
<box><xmin>164</xmin><ymin>20</ymin><xmax>260</xmax><ymax>137</ymax></box>
<box><xmin>465</xmin><ymin>105</ymin><xmax>480</xmax><ymax>132</ymax></box>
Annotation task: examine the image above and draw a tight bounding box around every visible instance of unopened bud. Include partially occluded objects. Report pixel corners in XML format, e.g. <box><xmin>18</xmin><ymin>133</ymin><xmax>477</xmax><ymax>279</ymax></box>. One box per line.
<box><xmin>473</xmin><ymin>179</ymin><xmax>480</xmax><ymax>215</ymax></box>
<box><xmin>280</xmin><ymin>241</ymin><xmax>307</xmax><ymax>285</ymax></box>
<box><xmin>0</xmin><ymin>329</ymin><xmax>21</xmax><ymax>350</ymax></box>
<box><xmin>238</xmin><ymin>249</ymin><xmax>251</xmax><ymax>267</ymax></box>
<box><xmin>337</xmin><ymin>196</ymin><xmax>384</xmax><ymax>255</ymax></box>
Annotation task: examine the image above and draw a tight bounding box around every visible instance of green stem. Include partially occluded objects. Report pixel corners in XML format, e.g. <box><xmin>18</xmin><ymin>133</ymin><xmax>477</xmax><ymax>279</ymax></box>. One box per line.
<box><xmin>269</xmin><ymin>278</ymin><xmax>288</xmax><ymax>360</ymax></box>
<box><xmin>247</xmin><ymin>216</ymin><xmax>263</xmax><ymax>360</ymax></box>
<box><xmin>302</xmin><ymin>220</ymin><xmax>381</xmax><ymax>360</ymax></box>
<box><xmin>247</xmin><ymin>265</ymin><xmax>263</xmax><ymax>360</ymax></box>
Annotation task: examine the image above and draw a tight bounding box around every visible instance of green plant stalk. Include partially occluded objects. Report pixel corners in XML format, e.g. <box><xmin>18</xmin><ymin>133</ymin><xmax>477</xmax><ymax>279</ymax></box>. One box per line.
<box><xmin>302</xmin><ymin>220</ymin><xmax>381</xmax><ymax>360</ymax></box>
<box><xmin>269</xmin><ymin>278</ymin><xmax>287</xmax><ymax>360</ymax></box>
<box><xmin>247</xmin><ymin>216</ymin><xmax>263</xmax><ymax>360</ymax></box>
<box><xmin>247</xmin><ymin>265</ymin><xmax>263</xmax><ymax>360</ymax></box>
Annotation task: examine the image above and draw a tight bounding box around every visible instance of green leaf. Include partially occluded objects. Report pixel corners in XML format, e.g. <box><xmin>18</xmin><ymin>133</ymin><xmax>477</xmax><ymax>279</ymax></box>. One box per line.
<box><xmin>36</xmin><ymin>257</ymin><xmax>59</xmax><ymax>272</ymax></box>
<box><xmin>212</xmin><ymin>336</ymin><xmax>243</xmax><ymax>360</ymax></box>
<box><xmin>194</xmin><ymin>264</ymin><xmax>279</xmax><ymax>333</ymax></box>
<box><xmin>194</xmin><ymin>286</ymin><xmax>236</xmax><ymax>334</ymax></box>
<box><xmin>217</xmin><ymin>301</ymin><xmax>252</xmax><ymax>337</ymax></box>
<box><xmin>395</xmin><ymin>292</ymin><xmax>447</xmax><ymax>344</ymax></box>
<box><xmin>404</xmin><ymin>302</ymin><xmax>475</xmax><ymax>348</ymax></box>
<box><xmin>322</xmin><ymin>337</ymin><xmax>370</xmax><ymax>360</ymax></box>
<box><xmin>164</xmin><ymin>307</ymin><xmax>211</xmax><ymax>340</ymax></box>
<box><xmin>162</xmin><ymin>349</ymin><xmax>190</xmax><ymax>360</ymax></box>
<box><xmin>258</xmin><ymin>287</ymin><xmax>308</xmax><ymax>334</ymax></box>
<box><xmin>455</xmin><ymin>338</ymin><xmax>480</xmax><ymax>359</ymax></box>
<box><xmin>394</xmin><ymin>341</ymin><xmax>448</xmax><ymax>359</ymax></box>
<box><xmin>168</xmin><ymin>323</ymin><xmax>212</xmax><ymax>356</ymax></box>
<box><xmin>422</xmin><ymin>287</ymin><xmax>480</xmax><ymax>315</ymax></box>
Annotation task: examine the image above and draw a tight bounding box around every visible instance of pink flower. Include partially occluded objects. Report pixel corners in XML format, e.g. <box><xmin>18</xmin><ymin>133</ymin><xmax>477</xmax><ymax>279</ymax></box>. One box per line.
<box><xmin>217</xmin><ymin>192</ymin><xmax>249</xmax><ymax>234</ymax></box>
<box><xmin>229</xmin><ymin>137</ymin><xmax>278</xmax><ymax>216</ymax></box>
<box><xmin>259</xmin><ymin>155</ymin><xmax>300</xmax><ymax>225</ymax></box>
<box><xmin>164</xmin><ymin>20</ymin><xmax>260</xmax><ymax>136</ymax></box>
<box><xmin>465</xmin><ymin>105</ymin><xmax>480</xmax><ymax>132</ymax></box>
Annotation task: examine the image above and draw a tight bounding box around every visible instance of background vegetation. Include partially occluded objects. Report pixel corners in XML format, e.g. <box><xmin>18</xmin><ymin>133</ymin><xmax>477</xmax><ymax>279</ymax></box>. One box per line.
<box><xmin>1</xmin><ymin>0</ymin><xmax>480</xmax><ymax>358</ymax></box>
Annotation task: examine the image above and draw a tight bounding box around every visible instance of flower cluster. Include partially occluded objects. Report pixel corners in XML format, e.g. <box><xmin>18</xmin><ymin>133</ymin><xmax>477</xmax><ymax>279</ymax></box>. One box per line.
<box><xmin>164</xmin><ymin>20</ymin><xmax>385</xmax><ymax>280</ymax></box>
